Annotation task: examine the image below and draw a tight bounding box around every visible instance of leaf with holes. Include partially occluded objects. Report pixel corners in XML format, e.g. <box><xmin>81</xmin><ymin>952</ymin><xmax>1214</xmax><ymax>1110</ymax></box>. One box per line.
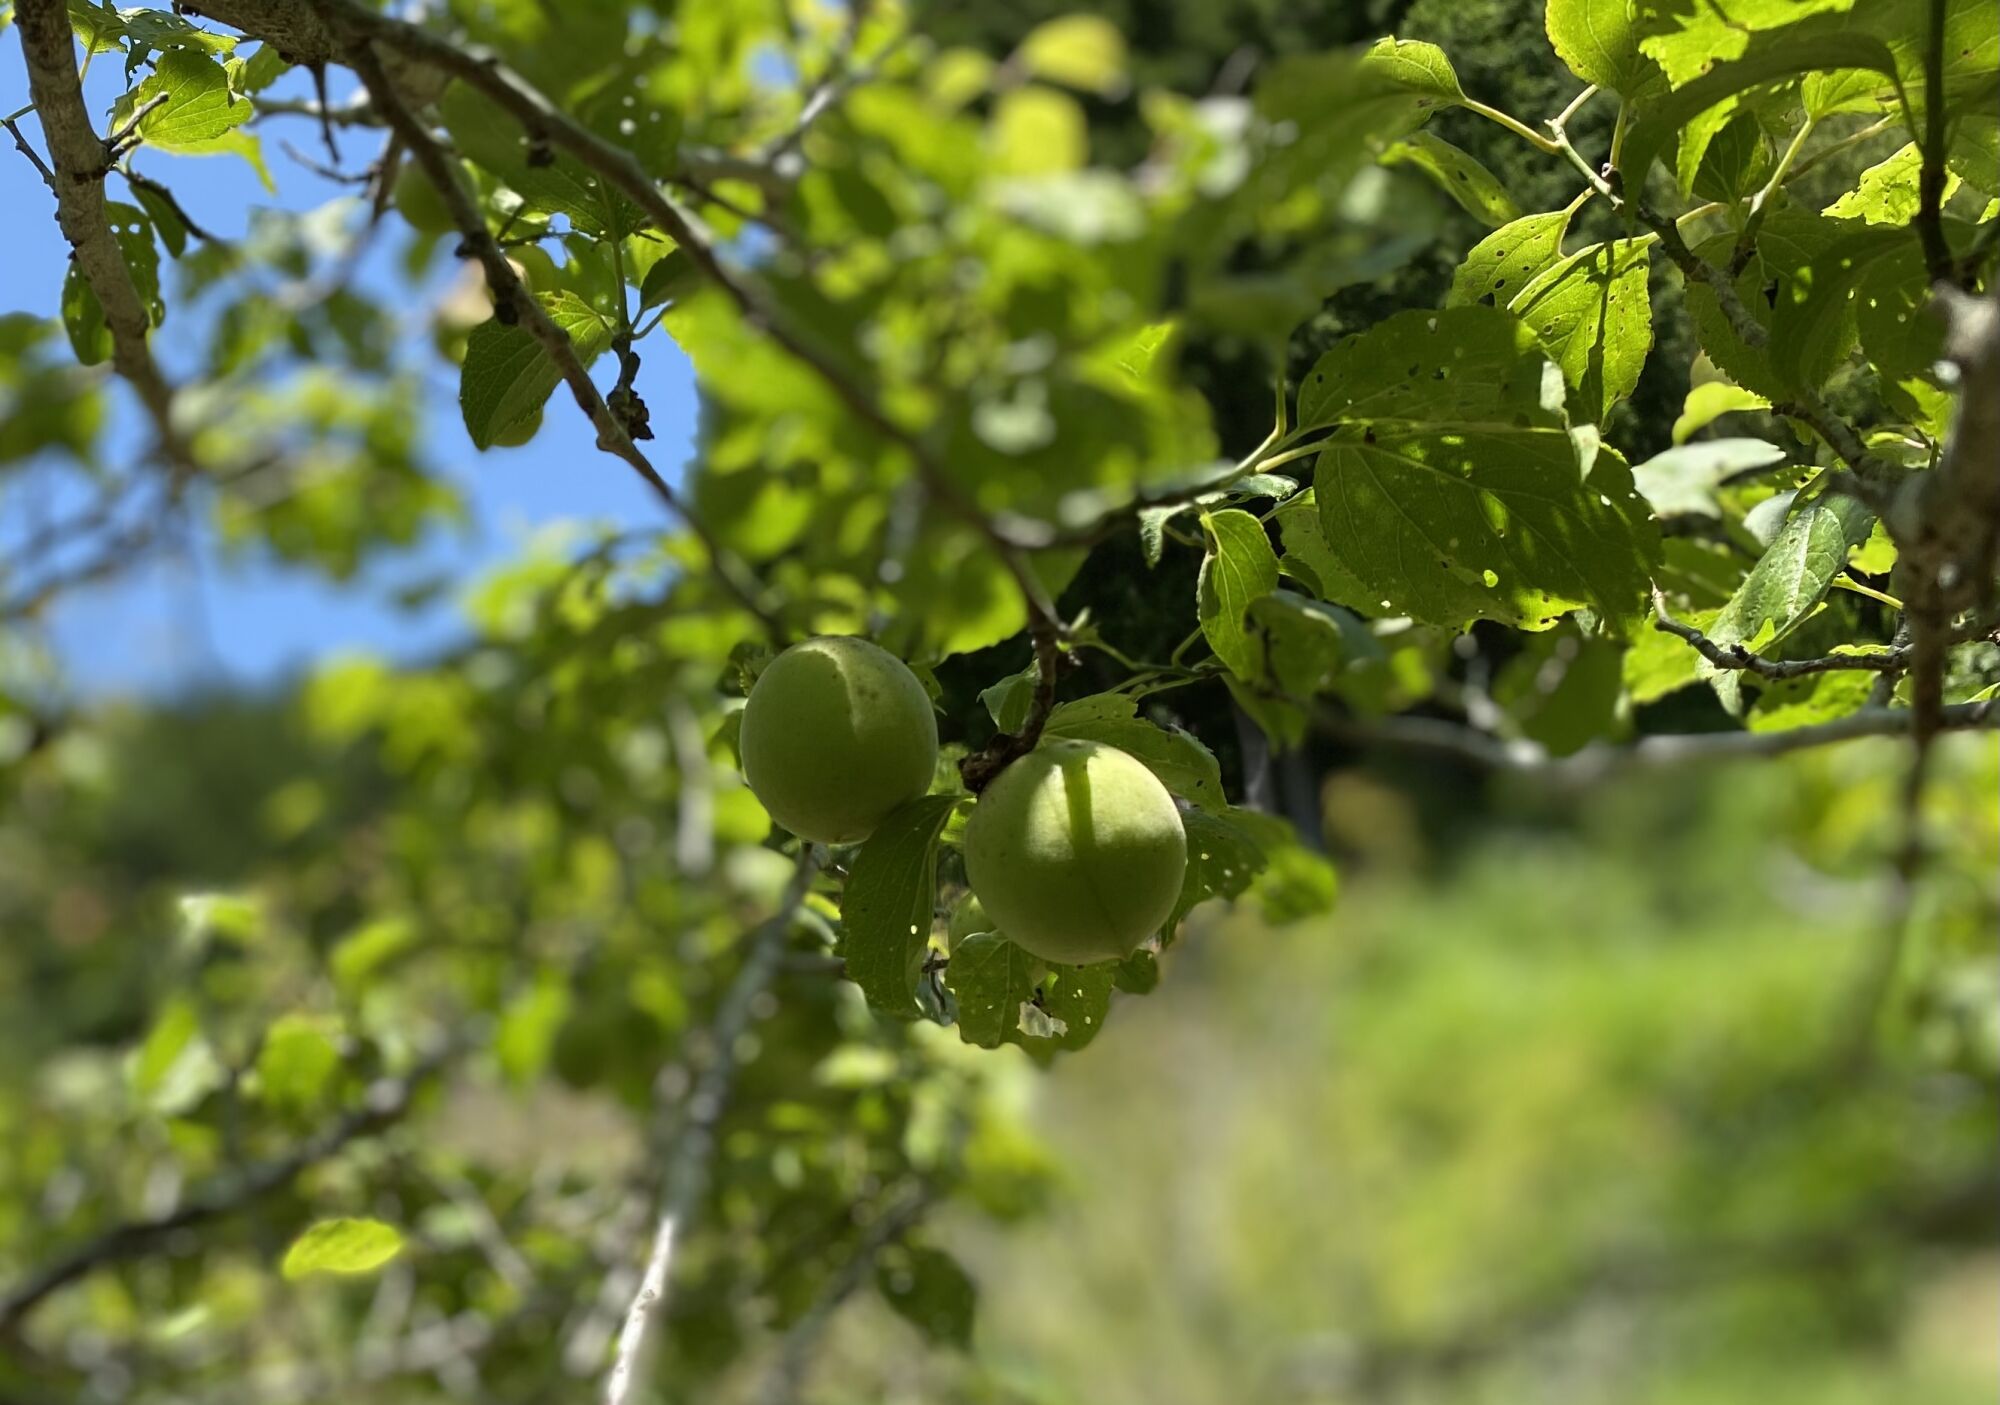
<box><xmin>944</xmin><ymin>933</ymin><xmax>1037</xmax><ymax>1048</ymax></box>
<box><xmin>1170</xmin><ymin>808</ymin><xmax>1270</xmax><ymax>930</ymax></box>
<box><xmin>1038</xmin><ymin>961</ymin><xmax>1117</xmax><ymax>1051</ymax></box>
<box><xmin>1274</xmin><ymin>491</ymin><xmax>1379</xmax><ymax>612</ymax></box>
<box><xmin>1043</xmin><ymin>695</ymin><xmax>1225</xmax><ymax>809</ymax></box>
<box><xmin>1380</xmin><ymin>131</ymin><xmax>1521</xmax><ymax>227</ymax></box>
<box><xmin>1684</xmin><ymin>208</ymin><xmax>1849</xmax><ymax>399</ymax></box>
<box><xmin>1448</xmin><ymin>208</ymin><xmax>1575</xmax><ymax>308</ymax></box>
<box><xmin>1637</xmin><ymin>0</ymin><xmax>1860</xmax><ymax>87</ymax></box>
<box><xmin>1507</xmin><ymin>238</ymin><xmax>1654</xmax><ymax>426</ymax></box>
<box><xmin>842</xmin><ymin>796</ymin><xmax>959</xmax><ymax>1019</ymax></box>
<box><xmin>459</xmin><ymin>293</ymin><xmax>615</xmax><ymax>449</ymax></box>
<box><xmin>1314</xmin><ymin>427</ymin><xmax>1658</xmax><ymax>632</ymax></box>
<box><xmin>1296</xmin><ymin>305</ymin><xmax>1559</xmax><ymax>433</ymax></box>
<box><xmin>1197</xmin><ymin>509</ymin><xmax>1280</xmax><ymax>680</ymax></box>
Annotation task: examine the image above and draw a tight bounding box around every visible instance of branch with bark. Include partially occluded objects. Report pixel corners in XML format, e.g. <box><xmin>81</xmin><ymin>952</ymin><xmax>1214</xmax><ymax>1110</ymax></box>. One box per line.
<box><xmin>0</xmin><ymin>1047</ymin><xmax>453</xmax><ymax>1334</ymax></box>
<box><xmin>595</xmin><ymin>848</ymin><xmax>821</xmax><ymax>1405</ymax></box>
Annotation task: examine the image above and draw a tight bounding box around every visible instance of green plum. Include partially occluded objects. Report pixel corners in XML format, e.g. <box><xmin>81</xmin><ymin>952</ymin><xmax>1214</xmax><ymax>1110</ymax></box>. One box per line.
<box><xmin>964</xmin><ymin>739</ymin><xmax>1186</xmax><ymax>966</ymax></box>
<box><xmin>738</xmin><ymin>636</ymin><xmax>938</xmax><ymax>845</ymax></box>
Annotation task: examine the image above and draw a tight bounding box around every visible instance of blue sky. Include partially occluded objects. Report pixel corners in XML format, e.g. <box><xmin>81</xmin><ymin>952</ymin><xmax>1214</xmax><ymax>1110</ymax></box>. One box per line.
<box><xmin>2</xmin><ymin>41</ymin><xmax>697</xmax><ymax>697</ymax></box>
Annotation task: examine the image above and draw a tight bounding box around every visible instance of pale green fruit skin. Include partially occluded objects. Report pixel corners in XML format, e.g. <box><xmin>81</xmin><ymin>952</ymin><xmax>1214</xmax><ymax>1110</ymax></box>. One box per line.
<box><xmin>964</xmin><ymin>739</ymin><xmax>1187</xmax><ymax>966</ymax></box>
<box><xmin>739</xmin><ymin>636</ymin><xmax>938</xmax><ymax>845</ymax></box>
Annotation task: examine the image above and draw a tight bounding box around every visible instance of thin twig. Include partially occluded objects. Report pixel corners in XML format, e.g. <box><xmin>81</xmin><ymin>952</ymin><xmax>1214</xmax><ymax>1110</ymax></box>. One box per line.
<box><xmin>1650</xmin><ymin>588</ymin><xmax>1910</xmax><ymax>678</ymax></box>
<box><xmin>601</xmin><ymin>848</ymin><xmax>821</xmax><ymax>1405</ymax></box>
<box><xmin>0</xmin><ymin>1048</ymin><xmax>454</xmax><ymax>1331</ymax></box>
<box><xmin>346</xmin><ymin>41</ymin><xmax>785</xmax><ymax>641</ymax></box>
<box><xmin>1915</xmin><ymin>0</ymin><xmax>1955</xmax><ymax>287</ymax></box>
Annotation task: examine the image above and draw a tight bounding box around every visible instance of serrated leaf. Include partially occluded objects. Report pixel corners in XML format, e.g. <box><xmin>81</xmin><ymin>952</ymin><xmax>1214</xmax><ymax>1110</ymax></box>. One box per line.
<box><xmin>1632</xmin><ymin>438</ymin><xmax>1787</xmax><ymax>518</ymax></box>
<box><xmin>1315</xmin><ymin>428</ymin><xmax>1657</xmax><ymax>631</ymax></box>
<box><xmin>1638</xmin><ymin>0</ymin><xmax>1859</xmax><ymax>87</ymax></box>
<box><xmin>1704</xmin><ymin>490</ymin><xmax>1875</xmax><ymax>712</ymax></box>
<box><xmin>1171</xmin><ymin>808</ymin><xmax>1269</xmax><ymax>930</ymax></box>
<box><xmin>1296</xmin><ymin>305</ymin><xmax>1558</xmax><ymax>433</ymax></box>
<box><xmin>1039</xmin><ymin>961</ymin><xmax>1116</xmax><ymax>1051</ymax></box>
<box><xmin>1672</xmin><ymin>381</ymin><xmax>1770</xmax><ymax>442</ymax></box>
<box><xmin>1620</xmin><ymin>27</ymin><xmax>1897</xmax><ymax>187</ymax></box>
<box><xmin>1360</xmin><ymin>36</ymin><xmax>1465</xmax><ymax>107</ymax></box>
<box><xmin>1546</xmin><ymin>0</ymin><xmax>1662</xmax><ymax>94</ymax></box>
<box><xmin>129</xmin><ymin>50</ymin><xmax>249</xmax><ymax>146</ymax></box>
<box><xmin>1197</xmin><ymin>509</ymin><xmax>1280</xmax><ymax>679</ymax></box>
<box><xmin>1684</xmin><ymin>208</ymin><xmax>1849</xmax><ymax>398</ymax></box>
<box><xmin>843</xmin><ymin>796</ymin><xmax>959</xmax><ymax>1019</ymax></box>
<box><xmin>978</xmin><ymin>663</ymin><xmax>1039</xmax><ymax>733</ymax></box>
<box><xmin>1507</xmin><ymin>238</ymin><xmax>1654</xmax><ymax>425</ymax></box>
<box><xmin>281</xmin><ymin>1218</ymin><xmax>405</xmax><ymax>1279</ymax></box>
<box><xmin>459</xmin><ymin>293</ymin><xmax>614</xmax><ymax>449</ymax></box>
<box><xmin>1380</xmin><ymin>131</ymin><xmax>1521</xmax><ymax>227</ymax></box>
<box><xmin>1043</xmin><ymin>695</ymin><xmax>1226</xmax><ymax>809</ymax></box>
<box><xmin>1824</xmin><ymin>142</ymin><xmax>1961</xmax><ymax>224</ymax></box>
<box><xmin>877</xmin><ymin>1245</ymin><xmax>977</xmax><ymax>1349</ymax></box>
<box><xmin>1448</xmin><ymin>208</ymin><xmax>1575</xmax><ymax>308</ymax></box>
<box><xmin>1273</xmin><ymin>491</ymin><xmax>1379</xmax><ymax>611</ymax></box>
<box><xmin>945</xmin><ymin>933</ymin><xmax>1038</xmax><ymax>1047</ymax></box>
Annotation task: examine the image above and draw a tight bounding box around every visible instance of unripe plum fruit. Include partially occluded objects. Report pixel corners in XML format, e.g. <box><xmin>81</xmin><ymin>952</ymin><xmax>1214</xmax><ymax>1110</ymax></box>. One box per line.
<box><xmin>964</xmin><ymin>739</ymin><xmax>1186</xmax><ymax>966</ymax></box>
<box><xmin>739</xmin><ymin>636</ymin><xmax>938</xmax><ymax>845</ymax></box>
<box><xmin>946</xmin><ymin>892</ymin><xmax>993</xmax><ymax>952</ymax></box>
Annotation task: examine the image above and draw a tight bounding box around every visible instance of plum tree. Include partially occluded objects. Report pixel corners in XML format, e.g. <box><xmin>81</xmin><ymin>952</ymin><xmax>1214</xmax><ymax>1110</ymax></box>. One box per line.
<box><xmin>391</xmin><ymin>162</ymin><xmax>457</xmax><ymax>237</ymax></box>
<box><xmin>964</xmin><ymin>739</ymin><xmax>1187</xmax><ymax>966</ymax></box>
<box><xmin>738</xmin><ymin>636</ymin><xmax>939</xmax><ymax>845</ymax></box>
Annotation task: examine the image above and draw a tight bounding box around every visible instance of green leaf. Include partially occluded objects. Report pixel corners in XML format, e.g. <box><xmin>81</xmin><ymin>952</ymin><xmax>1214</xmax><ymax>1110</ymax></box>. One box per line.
<box><xmin>281</xmin><ymin>1218</ymin><xmax>405</xmax><ymax>1279</ymax></box>
<box><xmin>1448</xmin><ymin>208</ymin><xmax>1576</xmax><ymax>308</ymax></box>
<box><xmin>1171</xmin><ymin>808</ymin><xmax>1270</xmax><ymax>930</ymax></box>
<box><xmin>439</xmin><ymin>83</ymin><xmax>639</xmax><ymax>236</ymax></box>
<box><xmin>1824</xmin><ymin>143</ymin><xmax>1961</xmax><ymax>224</ymax></box>
<box><xmin>877</xmin><ymin>1244</ymin><xmax>977</xmax><ymax>1349</ymax></box>
<box><xmin>131</xmin><ymin>996</ymin><xmax>222</xmax><ymax>1115</ymax></box>
<box><xmin>637</xmin><ymin>248</ymin><xmax>695</xmax><ymax>311</ymax></box>
<box><xmin>1950</xmin><ymin>114</ymin><xmax>2000</xmax><ymax>195</ymax></box>
<box><xmin>1507</xmin><ymin>238</ymin><xmax>1654</xmax><ymax>425</ymax></box>
<box><xmin>1801</xmin><ymin>66</ymin><xmax>1895</xmax><ymax>118</ymax></box>
<box><xmin>255</xmin><ymin>1014</ymin><xmax>342</xmax><ymax>1114</ymax></box>
<box><xmin>1638</xmin><ymin>0</ymin><xmax>1860</xmax><ymax>87</ymax></box>
<box><xmin>1197</xmin><ymin>509</ymin><xmax>1280</xmax><ymax>679</ymax></box>
<box><xmin>1766</xmin><ymin>222</ymin><xmax>1904</xmax><ymax>390</ymax></box>
<box><xmin>978</xmin><ymin>663</ymin><xmax>1039</xmax><ymax>733</ymax></box>
<box><xmin>1245</xmin><ymin>589</ymin><xmax>1374</xmax><ymax>695</ymax></box>
<box><xmin>1315</xmin><ymin>428</ymin><xmax>1658</xmax><ymax>631</ymax></box>
<box><xmin>1546</xmin><ymin>0</ymin><xmax>1662</xmax><ymax>95</ymax></box>
<box><xmin>842</xmin><ymin>795</ymin><xmax>959</xmax><ymax>1019</ymax></box>
<box><xmin>61</xmin><ymin>265</ymin><xmax>111</xmax><ymax>366</ymax></box>
<box><xmin>1296</xmin><ymin>305</ymin><xmax>1558</xmax><ymax>433</ymax></box>
<box><xmin>1748</xmin><ymin>667</ymin><xmax>1874</xmax><ymax>731</ymax></box>
<box><xmin>1016</xmin><ymin>14</ymin><xmax>1126</xmax><ymax>96</ymax></box>
<box><xmin>1672</xmin><ymin>381</ymin><xmax>1770</xmax><ymax>443</ymax></box>
<box><xmin>130</xmin><ymin>50</ymin><xmax>250</xmax><ymax>146</ymax></box>
<box><xmin>1043</xmin><ymin>695</ymin><xmax>1226</xmax><ymax>809</ymax></box>
<box><xmin>1704</xmin><ymin>490</ymin><xmax>1875</xmax><ymax>712</ymax></box>
<box><xmin>1625</xmin><ymin>605</ymin><xmax>1719</xmax><ymax>702</ymax></box>
<box><xmin>459</xmin><ymin>293</ymin><xmax>614</xmax><ymax>449</ymax></box>
<box><xmin>1632</xmin><ymin>438</ymin><xmax>1787</xmax><ymax>518</ymax></box>
<box><xmin>1039</xmin><ymin>961</ymin><xmax>1117</xmax><ymax>1051</ymax></box>
<box><xmin>945</xmin><ymin>933</ymin><xmax>1038</xmax><ymax>1047</ymax></box>
<box><xmin>1379</xmin><ymin>131</ymin><xmax>1522</xmax><ymax>227</ymax></box>
<box><xmin>1684</xmin><ymin>209</ymin><xmax>1850</xmax><ymax>398</ymax></box>
<box><xmin>130</xmin><ymin>185</ymin><xmax>188</xmax><ymax>257</ymax></box>
<box><xmin>1360</xmin><ymin>36</ymin><xmax>1465</xmax><ymax>107</ymax></box>
<box><xmin>1274</xmin><ymin>491</ymin><xmax>1379</xmax><ymax>612</ymax></box>
<box><xmin>1619</xmin><ymin>28</ymin><xmax>1898</xmax><ymax>187</ymax></box>
<box><xmin>1691</xmin><ymin>111</ymin><xmax>1773</xmax><ymax>204</ymax></box>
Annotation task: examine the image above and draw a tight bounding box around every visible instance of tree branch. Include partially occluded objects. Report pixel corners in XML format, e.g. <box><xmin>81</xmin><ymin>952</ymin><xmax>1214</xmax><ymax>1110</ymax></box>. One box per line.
<box><xmin>1316</xmin><ymin>699</ymin><xmax>2000</xmax><ymax>787</ymax></box>
<box><xmin>601</xmin><ymin>848</ymin><xmax>821</xmax><ymax>1405</ymax></box>
<box><xmin>0</xmin><ymin>1047</ymin><xmax>452</xmax><ymax>1333</ymax></box>
<box><xmin>345</xmin><ymin>40</ymin><xmax>784</xmax><ymax>641</ymax></box>
<box><xmin>15</xmin><ymin>0</ymin><xmax>180</xmax><ymax>449</ymax></box>
<box><xmin>1651</xmin><ymin>587</ymin><xmax>1913</xmax><ymax>678</ymax></box>
<box><xmin>753</xmin><ymin>1183</ymin><xmax>934</xmax><ymax>1405</ymax></box>
<box><xmin>285</xmin><ymin>0</ymin><xmax>1058</xmax><ymax>636</ymax></box>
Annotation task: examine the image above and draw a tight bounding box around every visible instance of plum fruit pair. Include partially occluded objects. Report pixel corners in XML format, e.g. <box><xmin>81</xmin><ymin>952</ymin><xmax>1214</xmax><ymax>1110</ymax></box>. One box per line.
<box><xmin>738</xmin><ymin>636</ymin><xmax>1186</xmax><ymax>966</ymax></box>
